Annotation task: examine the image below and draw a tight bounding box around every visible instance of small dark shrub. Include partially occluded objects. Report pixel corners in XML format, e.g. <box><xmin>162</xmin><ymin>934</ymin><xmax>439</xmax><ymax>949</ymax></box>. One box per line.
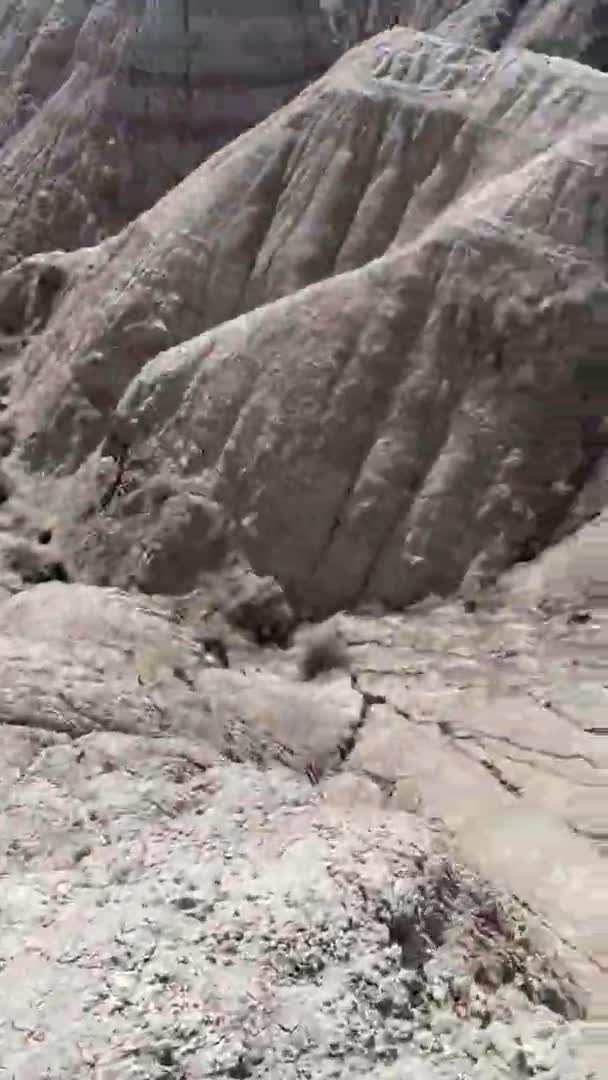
<box><xmin>5</xmin><ymin>540</ymin><xmax>69</xmax><ymax>584</ymax></box>
<box><xmin>0</xmin><ymin>466</ymin><xmax>13</xmax><ymax>504</ymax></box>
<box><xmin>0</xmin><ymin>421</ymin><xmax>15</xmax><ymax>457</ymax></box>
<box><xmin>224</xmin><ymin>573</ymin><xmax>295</xmax><ymax>647</ymax></box>
<box><xmin>298</xmin><ymin>620</ymin><xmax>349</xmax><ymax>680</ymax></box>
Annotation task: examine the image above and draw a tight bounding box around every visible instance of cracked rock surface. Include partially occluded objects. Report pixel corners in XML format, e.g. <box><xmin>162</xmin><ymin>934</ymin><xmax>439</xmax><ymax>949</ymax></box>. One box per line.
<box><xmin>0</xmin><ymin>726</ymin><xmax>596</xmax><ymax>1079</ymax></box>
<box><xmin>0</xmin><ymin>579</ymin><xmax>605</xmax><ymax>1078</ymax></box>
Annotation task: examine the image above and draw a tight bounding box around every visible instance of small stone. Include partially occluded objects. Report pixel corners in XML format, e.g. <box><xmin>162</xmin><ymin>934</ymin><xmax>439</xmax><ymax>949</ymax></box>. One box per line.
<box><xmin>157</xmin><ymin>1044</ymin><xmax>176</xmax><ymax>1067</ymax></box>
<box><xmin>227</xmin><ymin>1055</ymin><xmax>252</xmax><ymax>1078</ymax></box>
<box><xmin>567</xmin><ymin>610</ymin><xmax>591</xmax><ymax>624</ymax></box>
<box><xmin>376</xmin><ymin>993</ymin><xmax>394</xmax><ymax>1017</ymax></box>
<box><xmin>474</xmin><ymin>956</ymin><xmax>504</xmax><ymax>990</ymax></box>
<box><xmin>73</xmin><ymin>844</ymin><xmax>92</xmax><ymax>864</ymax></box>
<box><xmin>513</xmin><ymin>1047</ymin><xmax>530</xmax><ymax>1074</ymax></box>
<box><xmin>174</xmin><ymin>894</ymin><xmax>198</xmax><ymax>911</ymax></box>
<box><xmin>430</xmin><ymin>981</ymin><xmax>449</xmax><ymax>1005</ymax></box>
<box><xmin>464</xmin><ymin>1027</ymin><xmax>489</xmax><ymax>1061</ymax></box>
<box><xmin>451</xmin><ymin>974</ymin><xmax>473</xmax><ymax>1003</ymax></box>
<box><xmin>487</xmin><ymin>1020</ymin><xmax>523</xmax><ymax>1066</ymax></box>
<box><xmin>413</xmin><ymin>1029</ymin><xmax>433</xmax><ymax>1053</ymax></box>
<box><xmin>533</xmin><ymin>1019</ymin><xmax>557</xmax><ymax>1040</ymax></box>
<box><xmin>431</xmin><ymin>1009</ymin><xmax>457</xmax><ymax>1035</ymax></box>
<box><xmin>523</xmin><ymin>1040</ymin><xmax>556</xmax><ymax>1072</ymax></box>
<box><xmin>392</xmin><ymin>777</ymin><xmax>422</xmax><ymax>813</ymax></box>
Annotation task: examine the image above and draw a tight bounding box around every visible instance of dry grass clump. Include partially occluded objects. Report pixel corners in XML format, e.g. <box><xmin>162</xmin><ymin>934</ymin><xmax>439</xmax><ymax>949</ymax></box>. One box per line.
<box><xmin>298</xmin><ymin>619</ymin><xmax>350</xmax><ymax>680</ymax></box>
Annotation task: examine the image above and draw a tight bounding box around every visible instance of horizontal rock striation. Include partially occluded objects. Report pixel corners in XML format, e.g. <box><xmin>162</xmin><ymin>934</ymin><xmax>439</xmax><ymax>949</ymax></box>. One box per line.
<box><xmin>0</xmin><ymin>1</ymin><xmax>398</xmax><ymax>266</ymax></box>
<box><xmin>2</xmin><ymin>28</ymin><xmax>607</xmax><ymax>613</ymax></box>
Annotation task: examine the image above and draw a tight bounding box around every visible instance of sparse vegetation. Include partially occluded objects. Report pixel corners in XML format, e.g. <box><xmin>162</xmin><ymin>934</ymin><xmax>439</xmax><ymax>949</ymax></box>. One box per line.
<box><xmin>0</xmin><ymin>420</ymin><xmax>15</xmax><ymax>457</ymax></box>
<box><xmin>202</xmin><ymin>637</ymin><xmax>229</xmax><ymax>668</ymax></box>
<box><xmin>298</xmin><ymin>619</ymin><xmax>350</xmax><ymax>680</ymax></box>
<box><xmin>0</xmin><ymin>465</ymin><xmax>13</xmax><ymax>504</ymax></box>
<box><xmin>4</xmin><ymin>538</ymin><xmax>69</xmax><ymax>584</ymax></box>
<box><xmin>222</xmin><ymin>573</ymin><xmax>295</xmax><ymax>647</ymax></box>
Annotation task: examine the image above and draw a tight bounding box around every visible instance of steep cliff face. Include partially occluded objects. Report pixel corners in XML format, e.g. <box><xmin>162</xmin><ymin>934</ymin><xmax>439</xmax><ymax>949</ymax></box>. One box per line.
<box><xmin>3</xmin><ymin>27</ymin><xmax>607</xmax><ymax>615</ymax></box>
<box><xmin>401</xmin><ymin>0</ymin><xmax>608</xmax><ymax>69</ymax></box>
<box><xmin>1</xmin><ymin>3</ymin><xmax>606</xmax><ymax>270</ymax></box>
<box><xmin>0</xmin><ymin>1</ymin><xmax>399</xmax><ymax>267</ymax></box>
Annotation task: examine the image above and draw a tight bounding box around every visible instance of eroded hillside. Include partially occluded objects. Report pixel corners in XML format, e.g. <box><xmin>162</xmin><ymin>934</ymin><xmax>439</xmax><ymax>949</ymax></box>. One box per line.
<box><xmin>0</xmin><ymin>0</ymin><xmax>399</xmax><ymax>266</ymax></box>
<box><xmin>0</xmin><ymin>6</ymin><xmax>606</xmax><ymax>1079</ymax></box>
<box><xmin>2</xmin><ymin>28</ymin><xmax>607</xmax><ymax>614</ymax></box>
<box><xmin>402</xmin><ymin>0</ymin><xmax>608</xmax><ymax>69</ymax></box>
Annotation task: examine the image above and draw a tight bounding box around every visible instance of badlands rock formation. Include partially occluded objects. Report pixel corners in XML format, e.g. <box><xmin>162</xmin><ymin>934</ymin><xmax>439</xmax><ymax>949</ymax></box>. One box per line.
<box><xmin>0</xmin><ymin>0</ymin><xmax>398</xmax><ymax>266</ymax></box>
<box><xmin>0</xmin><ymin>4</ymin><xmax>606</xmax><ymax>1078</ymax></box>
<box><xmin>401</xmin><ymin>1</ymin><xmax>608</xmax><ymax>69</ymax></box>
<box><xmin>4</xmin><ymin>25</ymin><xmax>608</xmax><ymax>613</ymax></box>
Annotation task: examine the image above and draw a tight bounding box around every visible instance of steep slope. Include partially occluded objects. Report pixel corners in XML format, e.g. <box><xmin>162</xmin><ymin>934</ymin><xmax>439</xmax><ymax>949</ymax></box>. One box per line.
<box><xmin>0</xmin><ymin>0</ymin><xmax>398</xmax><ymax>268</ymax></box>
<box><xmin>401</xmin><ymin>0</ymin><xmax>608</xmax><ymax>69</ymax></box>
<box><xmin>3</xmin><ymin>28</ymin><xmax>607</xmax><ymax>613</ymax></box>
<box><xmin>512</xmin><ymin>0</ymin><xmax>608</xmax><ymax>71</ymax></box>
<box><xmin>1</xmin><ymin>2</ymin><xmax>606</xmax><ymax>273</ymax></box>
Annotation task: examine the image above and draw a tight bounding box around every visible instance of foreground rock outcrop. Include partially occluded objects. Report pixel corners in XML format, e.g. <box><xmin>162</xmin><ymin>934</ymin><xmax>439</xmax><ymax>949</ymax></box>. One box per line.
<box><xmin>0</xmin><ymin>581</ymin><xmax>604</xmax><ymax>1077</ymax></box>
<box><xmin>1</xmin><ymin>732</ymin><xmax>593</xmax><ymax>1079</ymax></box>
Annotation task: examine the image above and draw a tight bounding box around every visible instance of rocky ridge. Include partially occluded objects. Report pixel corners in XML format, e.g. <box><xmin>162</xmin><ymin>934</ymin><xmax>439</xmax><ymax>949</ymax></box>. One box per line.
<box><xmin>3</xmin><ymin>27</ymin><xmax>608</xmax><ymax>613</ymax></box>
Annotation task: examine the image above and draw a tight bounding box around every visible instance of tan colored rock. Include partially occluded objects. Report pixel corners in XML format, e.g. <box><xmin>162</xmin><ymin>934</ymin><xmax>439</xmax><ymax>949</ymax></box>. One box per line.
<box><xmin>322</xmin><ymin>770</ymin><xmax>385</xmax><ymax>809</ymax></box>
<box><xmin>501</xmin><ymin>510</ymin><xmax>608</xmax><ymax>613</ymax></box>
<box><xmin>339</xmin><ymin>595</ymin><xmax>608</xmax><ymax>1021</ymax></box>
<box><xmin>457</xmin><ymin>806</ymin><xmax>607</xmax><ymax>1016</ymax></box>
<box><xmin>391</xmin><ymin>775</ymin><xmax>422</xmax><ymax>812</ymax></box>
<box><xmin>0</xmin><ymin>581</ymin><xmax>361</xmax><ymax>773</ymax></box>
